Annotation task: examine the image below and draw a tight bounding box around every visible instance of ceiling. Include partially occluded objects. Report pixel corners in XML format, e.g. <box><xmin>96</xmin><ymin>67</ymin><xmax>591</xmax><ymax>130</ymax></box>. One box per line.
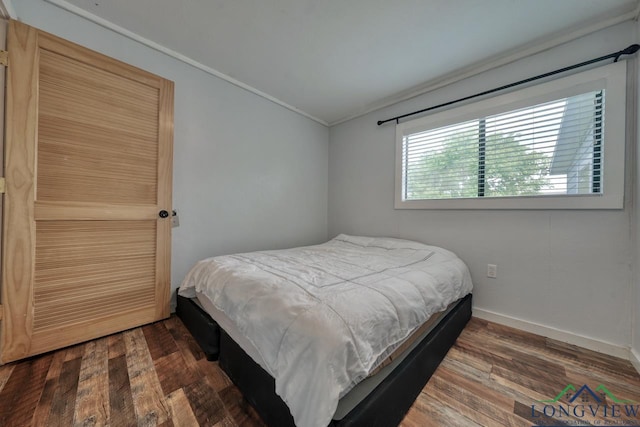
<box><xmin>45</xmin><ymin>0</ymin><xmax>640</xmax><ymax>125</ymax></box>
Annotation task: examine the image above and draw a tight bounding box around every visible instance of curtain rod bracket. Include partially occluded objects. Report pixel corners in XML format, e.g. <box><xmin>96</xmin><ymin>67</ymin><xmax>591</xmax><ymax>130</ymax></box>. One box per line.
<box><xmin>614</xmin><ymin>43</ymin><xmax>639</xmax><ymax>62</ymax></box>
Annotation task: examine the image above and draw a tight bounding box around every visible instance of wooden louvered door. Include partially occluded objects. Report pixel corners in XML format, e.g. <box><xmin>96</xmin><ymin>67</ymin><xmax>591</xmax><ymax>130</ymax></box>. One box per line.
<box><xmin>1</xmin><ymin>20</ymin><xmax>174</xmax><ymax>363</ymax></box>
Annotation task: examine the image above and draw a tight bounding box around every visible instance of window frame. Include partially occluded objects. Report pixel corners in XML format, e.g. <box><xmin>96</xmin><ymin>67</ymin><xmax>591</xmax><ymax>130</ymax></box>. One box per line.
<box><xmin>394</xmin><ymin>61</ymin><xmax>627</xmax><ymax>210</ymax></box>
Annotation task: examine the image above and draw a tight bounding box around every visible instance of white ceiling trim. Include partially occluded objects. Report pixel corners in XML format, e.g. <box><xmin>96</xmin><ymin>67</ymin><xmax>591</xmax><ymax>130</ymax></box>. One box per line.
<box><xmin>331</xmin><ymin>6</ymin><xmax>640</xmax><ymax>126</ymax></box>
<box><xmin>44</xmin><ymin>0</ymin><xmax>329</xmax><ymax>126</ymax></box>
<box><xmin>0</xmin><ymin>0</ymin><xmax>17</xmax><ymax>19</ymax></box>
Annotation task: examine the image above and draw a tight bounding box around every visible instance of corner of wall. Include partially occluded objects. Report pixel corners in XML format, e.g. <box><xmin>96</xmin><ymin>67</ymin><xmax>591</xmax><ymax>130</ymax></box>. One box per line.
<box><xmin>632</xmin><ymin>17</ymin><xmax>640</xmax><ymax>371</ymax></box>
<box><xmin>632</xmin><ymin>348</ymin><xmax>640</xmax><ymax>373</ymax></box>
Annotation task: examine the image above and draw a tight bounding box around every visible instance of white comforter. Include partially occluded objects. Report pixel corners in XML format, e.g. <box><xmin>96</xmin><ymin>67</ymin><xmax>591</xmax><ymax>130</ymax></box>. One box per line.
<box><xmin>179</xmin><ymin>235</ymin><xmax>472</xmax><ymax>427</ymax></box>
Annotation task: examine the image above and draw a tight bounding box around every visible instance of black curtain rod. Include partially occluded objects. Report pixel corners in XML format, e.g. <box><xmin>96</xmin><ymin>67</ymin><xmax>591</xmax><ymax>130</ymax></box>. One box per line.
<box><xmin>377</xmin><ymin>44</ymin><xmax>640</xmax><ymax>126</ymax></box>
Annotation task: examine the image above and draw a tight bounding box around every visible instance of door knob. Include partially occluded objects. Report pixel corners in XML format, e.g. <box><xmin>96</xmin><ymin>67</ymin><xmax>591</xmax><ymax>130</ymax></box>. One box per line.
<box><xmin>159</xmin><ymin>210</ymin><xmax>169</xmax><ymax>218</ymax></box>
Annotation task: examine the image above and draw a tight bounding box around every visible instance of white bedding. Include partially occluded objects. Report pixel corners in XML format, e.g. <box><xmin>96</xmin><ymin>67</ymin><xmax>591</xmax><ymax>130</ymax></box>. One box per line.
<box><xmin>178</xmin><ymin>234</ymin><xmax>473</xmax><ymax>427</ymax></box>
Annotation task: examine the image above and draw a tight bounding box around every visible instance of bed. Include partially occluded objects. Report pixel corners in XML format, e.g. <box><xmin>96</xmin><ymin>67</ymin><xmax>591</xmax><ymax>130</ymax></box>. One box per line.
<box><xmin>177</xmin><ymin>234</ymin><xmax>473</xmax><ymax>427</ymax></box>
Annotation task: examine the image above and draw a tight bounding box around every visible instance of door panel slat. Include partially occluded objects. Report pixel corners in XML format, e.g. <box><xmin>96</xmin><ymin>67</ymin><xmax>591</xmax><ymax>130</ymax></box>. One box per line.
<box><xmin>34</xmin><ymin>290</ymin><xmax>156</xmax><ymax>331</ymax></box>
<box><xmin>39</xmin><ymin>49</ymin><xmax>160</xmax><ymax>112</ymax></box>
<box><xmin>37</xmin><ymin>49</ymin><xmax>159</xmax><ymax>205</ymax></box>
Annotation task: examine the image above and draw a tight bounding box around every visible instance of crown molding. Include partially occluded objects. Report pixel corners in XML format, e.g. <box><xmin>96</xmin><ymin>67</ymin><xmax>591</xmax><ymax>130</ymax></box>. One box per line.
<box><xmin>44</xmin><ymin>0</ymin><xmax>328</xmax><ymax>126</ymax></box>
<box><xmin>0</xmin><ymin>0</ymin><xmax>17</xmax><ymax>19</ymax></box>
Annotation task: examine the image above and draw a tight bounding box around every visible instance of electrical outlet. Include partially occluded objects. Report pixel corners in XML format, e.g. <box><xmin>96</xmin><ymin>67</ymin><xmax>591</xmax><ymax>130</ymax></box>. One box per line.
<box><xmin>171</xmin><ymin>210</ymin><xmax>180</xmax><ymax>227</ymax></box>
<box><xmin>487</xmin><ymin>264</ymin><xmax>497</xmax><ymax>279</ymax></box>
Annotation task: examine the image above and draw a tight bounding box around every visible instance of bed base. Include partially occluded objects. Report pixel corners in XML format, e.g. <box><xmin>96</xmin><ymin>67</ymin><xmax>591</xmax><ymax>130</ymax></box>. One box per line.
<box><xmin>176</xmin><ymin>295</ymin><xmax>220</xmax><ymax>361</ymax></box>
<box><xmin>178</xmin><ymin>293</ymin><xmax>472</xmax><ymax>426</ymax></box>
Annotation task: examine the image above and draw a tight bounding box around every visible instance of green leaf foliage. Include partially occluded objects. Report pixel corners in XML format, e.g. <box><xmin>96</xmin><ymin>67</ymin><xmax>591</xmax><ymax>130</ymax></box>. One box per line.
<box><xmin>406</xmin><ymin>130</ymin><xmax>551</xmax><ymax>199</ymax></box>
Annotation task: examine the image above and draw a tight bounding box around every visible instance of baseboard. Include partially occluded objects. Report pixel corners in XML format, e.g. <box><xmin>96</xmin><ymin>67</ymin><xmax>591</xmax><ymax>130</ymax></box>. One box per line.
<box><xmin>631</xmin><ymin>348</ymin><xmax>640</xmax><ymax>374</ymax></box>
<box><xmin>473</xmin><ymin>308</ymin><xmax>630</xmax><ymax>360</ymax></box>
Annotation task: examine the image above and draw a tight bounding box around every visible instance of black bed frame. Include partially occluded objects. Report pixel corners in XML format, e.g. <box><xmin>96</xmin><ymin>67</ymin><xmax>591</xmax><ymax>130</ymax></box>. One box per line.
<box><xmin>177</xmin><ymin>293</ymin><xmax>472</xmax><ymax>427</ymax></box>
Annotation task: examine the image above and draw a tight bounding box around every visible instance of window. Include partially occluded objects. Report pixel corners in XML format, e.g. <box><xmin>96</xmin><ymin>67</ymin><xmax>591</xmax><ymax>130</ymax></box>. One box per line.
<box><xmin>395</xmin><ymin>61</ymin><xmax>626</xmax><ymax>209</ymax></box>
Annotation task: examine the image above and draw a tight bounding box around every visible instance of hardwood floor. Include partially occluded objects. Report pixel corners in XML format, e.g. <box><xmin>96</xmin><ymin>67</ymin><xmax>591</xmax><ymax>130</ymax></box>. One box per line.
<box><xmin>0</xmin><ymin>316</ymin><xmax>638</xmax><ymax>426</ymax></box>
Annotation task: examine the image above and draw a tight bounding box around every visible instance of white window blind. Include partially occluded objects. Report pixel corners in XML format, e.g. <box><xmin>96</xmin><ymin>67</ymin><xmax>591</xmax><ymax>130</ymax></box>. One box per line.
<box><xmin>395</xmin><ymin>61</ymin><xmax>626</xmax><ymax>210</ymax></box>
<box><xmin>402</xmin><ymin>91</ymin><xmax>603</xmax><ymax>200</ymax></box>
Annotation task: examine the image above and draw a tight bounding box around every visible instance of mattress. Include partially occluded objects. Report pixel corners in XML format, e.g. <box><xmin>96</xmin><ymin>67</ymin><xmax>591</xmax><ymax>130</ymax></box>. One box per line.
<box><xmin>179</xmin><ymin>234</ymin><xmax>473</xmax><ymax>427</ymax></box>
<box><xmin>193</xmin><ymin>291</ymin><xmax>458</xmax><ymax>420</ymax></box>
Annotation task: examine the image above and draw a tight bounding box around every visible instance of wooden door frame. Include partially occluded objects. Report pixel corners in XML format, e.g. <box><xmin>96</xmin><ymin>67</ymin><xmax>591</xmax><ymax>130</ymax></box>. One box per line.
<box><xmin>0</xmin><ymin>20</ymin><xmax>6</xmax><ymax>327</ymax></box>
<box><xmin>1</xmin><ymin>19</ymin><xmax>35</xmax><ymax>364</ymax></box>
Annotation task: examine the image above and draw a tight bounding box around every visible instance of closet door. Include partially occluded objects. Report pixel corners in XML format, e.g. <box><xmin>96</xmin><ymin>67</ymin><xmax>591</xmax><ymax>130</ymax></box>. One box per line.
<box><xmin>1</xmin><ymin>21</ymin><xmax>174</xmax><ymax>363</ymax></box>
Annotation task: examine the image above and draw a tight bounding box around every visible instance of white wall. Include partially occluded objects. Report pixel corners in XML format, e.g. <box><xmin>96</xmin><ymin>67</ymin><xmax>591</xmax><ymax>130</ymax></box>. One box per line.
<box><xmin>15</xmin><ymin>0</ymin><xmax>329</xmax><ymax>304</ymax></box>
<box><xmin>329</xmin><ymin>22</ymin><xmax>636</xmax><ymax>353</ymax></box>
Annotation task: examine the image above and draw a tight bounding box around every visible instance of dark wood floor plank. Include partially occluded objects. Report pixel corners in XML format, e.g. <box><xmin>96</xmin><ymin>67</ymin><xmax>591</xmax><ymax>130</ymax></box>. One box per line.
<box><xmin>164</xmin><ymin>316</ymin><xmax>206</xmax><ymax>361</ymax></box>
<box><xmin>166</xmin><ymin>388</ymin><xmax>200</xmax><ymax>427</ymax></box>
<box><xmin>0</xmin><ymin>353</ymin><xmax>53</xmax><ymax>427</ymax></box>
<box><xmin>491</xmin><ymin>363</ymin><xmax>562</xmax><ymax>400</ymax></box>
<box><xmin>438</xmin><ymin>365</ymin><xmax>517</xmax><ymax>412</ymax></box>
<box><xmin>403</xmin><ymin>393</ymin><xmax>483</xmax><ymax>427</ymax></box>
<box><xmin>73</xmin><ymin>337</ymin><xmax>110</xmax><ymax>426</ymax></box>
<box><xmin>484</xmin><ymin>319</ymin><xmax>548</xmax><ymax>348</ymax></box>
<box><xmin>0</xmin><ymin>363</ymin><xmax>15</xmax><ymax>394</ymax></box>
<box><xmin>218</xmin><ymin>385</ymin><xmax>266</xmax><ymax>427</ymax></box>
<box><xmin>154</xmin><ymin>351</ymin><xmax>198</xmax><ymax>395</ymax></box>
<box><xmin>424</xmin><ymin>372</ymin><xmax>532</xmax><ymax>426</ymax></box>
<box><xmin>424</xmin><ymin>384</ymin><xmax>529</xmax><ymax>427</ymax></box>
<box><xmin>124</xmin><ymin>328</ymin><xmax>171</xmax><ymax>426</ymax></box>
<box><xmin>184</xmin><ymin>376</ymin><xmax>227</xmax><ymax>426</ymax></box>
<box><xmin>31</xmin><ymin>349</ymin><xmax>68</xmax><ymax>427</ymax></box>
<box><xmin>459</xmin><ymin>330</ymin><xmax>568</xmax><ymax>383</ymax></box>
<box><xmin>198</xmin><ymin>359</ymin><xmax>233</xmax><ymax>392</ymax></box>
<box><xmin>489</xmin><ymin>368</ymin><xmax>557</xmax><ymax>404</ymax></box>
<box><xmin>45</xmin><ymin>348</ymin><xmax>68</xmax><ymax>381</ymax></box>
<box><xmin>546</xmin><ymin>339</ymin><xmax>640</xmax><ymax>378</ymax></box>
<box><xmin>64</xmin><ymin>344</ymin><xmax>86</xmax><ymax>362</ymax></box>
<box><xmin>108</xmin><ymin>354</ymin><xmax>136</xmax><ymax>427</ymax></box>
<box><xmin>108</xmin><ymin>333</ymin><xmax>127</xmax><ymax>360</ymax></box>
<box><xmin>454</xmin><ymin>335</ymin><xmax>514</xmax><ymax>369</ymax></box>
<box><xmin>47</xmin><ymin>357</ymin><xmax>82</xmax><ymax>427</ymax></box>
<box><xmin>470</xmin><ymin>324</ymin><xmax>638</xmax><ymax>385</ymax></box>
<box><xmin>31</xmin><ymin>378</ymin><xmax>59</xmax><ymax>427</ymax></box>
<box><xmin>143</xmin><ymin>321</ymin><xmax>180</xmax><ymax>361</ymax></box>
<box><xmin>214</xmin><ymin>416</ymin><xmax>239</xmax><ymax>427</ymax></box>
<box><xmin>445</xmin><ymin>345</ymin><xmax>493</xmax><ymax>375</ymax></box>
<box><xmin>163</xmin><ymin>316</ymin><xmax>209</xmax><ymax>399</ymax></box>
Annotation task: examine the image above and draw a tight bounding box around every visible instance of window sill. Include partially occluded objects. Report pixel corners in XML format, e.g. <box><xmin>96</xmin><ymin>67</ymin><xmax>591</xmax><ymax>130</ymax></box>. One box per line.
<box><xmin>394</xmin><ymin>193</ymin><xmax>623</xmax><ymax>210</ymax></box>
